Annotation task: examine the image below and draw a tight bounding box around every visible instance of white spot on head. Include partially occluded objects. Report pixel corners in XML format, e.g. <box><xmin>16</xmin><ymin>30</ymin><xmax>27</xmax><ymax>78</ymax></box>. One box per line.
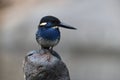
<box><xmin>52</xmin><ymin>26</ymin><xmax>58</xmax><ymax>29</ymax></box>
<box><xmin>40</xmin><ymin>22</ymin><xmax>47</xmax><ymax>26</ymax></box>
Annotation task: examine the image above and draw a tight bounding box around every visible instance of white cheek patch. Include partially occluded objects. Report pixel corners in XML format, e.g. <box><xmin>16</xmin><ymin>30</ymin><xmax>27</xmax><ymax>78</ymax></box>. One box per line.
<box><xmin>40</xmin><ymin>22</ymin><xmax>47</xmax><ymax>26</ymax></box>
<box><xmin>52</xmin><ymin>26</ymin><xmax>58</xmax><ymax>29</ymax></box>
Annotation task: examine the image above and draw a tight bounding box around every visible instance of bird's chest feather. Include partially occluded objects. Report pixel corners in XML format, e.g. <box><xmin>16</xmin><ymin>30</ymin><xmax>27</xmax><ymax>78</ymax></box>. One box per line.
<box><xmin>37</xmin><ymin>28</ymin><xmax>60</xmax><ymax>41</ymax></box>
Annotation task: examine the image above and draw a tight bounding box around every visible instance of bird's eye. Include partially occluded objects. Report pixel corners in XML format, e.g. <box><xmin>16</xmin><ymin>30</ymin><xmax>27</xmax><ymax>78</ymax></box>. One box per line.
<box><xmin>40</xmin><ymin>22</ymin><xmax>47</xmax><ymax>26</ymax></box>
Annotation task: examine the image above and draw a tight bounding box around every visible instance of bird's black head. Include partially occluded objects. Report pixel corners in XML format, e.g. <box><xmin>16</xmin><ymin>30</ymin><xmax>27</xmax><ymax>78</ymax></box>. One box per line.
<box><xmin>39</xmin><ymin>16</ymin><xmax>76</xmax><ymax>30</ymax></box>
<box><xmin>40</xmin><ymin>16</ymin><xmax>60</xmax><ymax>25</ymax></box>
<box><xmin>39</xmin><ymin>16</ymin><xmax>60</xmax><ymax>28</ymax></box>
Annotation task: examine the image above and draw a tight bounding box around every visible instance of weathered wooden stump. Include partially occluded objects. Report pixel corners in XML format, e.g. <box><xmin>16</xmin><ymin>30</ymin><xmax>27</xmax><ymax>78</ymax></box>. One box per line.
<box><xmin>23</xmin><ymin>49</ymin><xmax>70</xmax><ymax>80</ymax></box>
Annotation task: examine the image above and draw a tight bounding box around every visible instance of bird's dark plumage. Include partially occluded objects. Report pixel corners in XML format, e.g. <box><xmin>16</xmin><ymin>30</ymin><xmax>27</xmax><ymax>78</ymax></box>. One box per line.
<box><xmin>36</xmin><ymin>16</ymin><xmax>76</xmax><ymax>50</ymax></box>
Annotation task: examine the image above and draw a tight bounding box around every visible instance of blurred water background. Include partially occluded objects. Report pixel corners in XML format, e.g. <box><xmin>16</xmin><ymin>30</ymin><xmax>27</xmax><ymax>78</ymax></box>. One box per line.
<box><xmin>1</xmin><ymin>0</ymin><xmax>120</xmax><ymax>80</ymax></box>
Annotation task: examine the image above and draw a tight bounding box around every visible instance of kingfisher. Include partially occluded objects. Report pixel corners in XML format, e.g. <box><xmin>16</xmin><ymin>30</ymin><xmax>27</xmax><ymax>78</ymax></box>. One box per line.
<box><xmin>36</xmin><ymin>16</ymin><xmax>76</xmax><ymax>50</ymax></box>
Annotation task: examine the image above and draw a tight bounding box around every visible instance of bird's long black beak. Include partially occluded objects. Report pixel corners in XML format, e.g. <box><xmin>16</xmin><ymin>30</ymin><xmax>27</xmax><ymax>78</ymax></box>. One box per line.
<box><xmin>58</xmin><ymin>23</ymin><xmax>77</xmax><ymax>30</ymax></box>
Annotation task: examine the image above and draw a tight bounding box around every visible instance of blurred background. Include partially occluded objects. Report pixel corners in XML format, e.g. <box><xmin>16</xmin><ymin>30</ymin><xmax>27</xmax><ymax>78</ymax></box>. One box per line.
<box><xmin>1</xmin><ymin>0</ymin><xmax>120</xmax><ymax>80</ymax></box>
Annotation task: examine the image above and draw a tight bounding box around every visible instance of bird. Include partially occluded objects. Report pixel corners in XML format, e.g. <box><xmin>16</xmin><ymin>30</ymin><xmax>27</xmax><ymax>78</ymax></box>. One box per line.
<box><xmin>36</xmin><ymin>16</ymin><xmax>76</xmax><ymax>50</ymax></box>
